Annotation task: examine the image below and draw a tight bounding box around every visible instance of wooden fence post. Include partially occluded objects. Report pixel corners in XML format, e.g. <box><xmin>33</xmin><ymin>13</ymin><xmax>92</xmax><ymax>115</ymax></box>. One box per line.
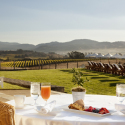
<box><xmin>39</xmin><ymin>60</ymin><xmax>40</xmax><ymax>69</ymax></box>
<box><xmin>0</xmin><ymin>61</ymin><xmax>1</xmax><ymax>70</ymax></box>
<box><xmin>55</xmin><ymin>63</ymin><xmax>57</xmax><ymax>69</ymax></box>
<box><xmin>77</xmin><ymin>61</ymin><xmax>78</xmax><ymax>68</ymax></box>
<box><xmin>49</xmin><ymin>62</ymin><xmax>50</xmax><ymax>69</ymax></box>
<box><xmin>67</xmin><ymin>62</ymin><xmax>68</xmax><ymax>69</ymax></box>
<box><xmin>25</xmin><ymin>60</ymin><xmax>26</xmax><ymax>69</ymax></box>
<box><xmin>41</xmin><ymin>61</ymin><xmax>43</xmax><ymax>69</ymax></box>
<box><xmin>32</xmin><ymin>60</ymin><xmax>33</xmax><ymax>67</ymax></box>
<box><xmin>14</xmin><ymin>60</ymin><xmax>15</xmax><ymax>70</ymax></box>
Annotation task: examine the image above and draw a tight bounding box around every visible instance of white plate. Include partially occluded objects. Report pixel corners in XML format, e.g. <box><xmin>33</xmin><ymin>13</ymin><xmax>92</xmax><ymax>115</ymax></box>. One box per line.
<box><xmin>35</xmin><ymin>106</ymin><xmax>62</xmax><ymax>116</ymax></box>
<box><xmin>63</xmin><ymin>106</ymin><xmax>114</xmax><ymax>117</ymax></box>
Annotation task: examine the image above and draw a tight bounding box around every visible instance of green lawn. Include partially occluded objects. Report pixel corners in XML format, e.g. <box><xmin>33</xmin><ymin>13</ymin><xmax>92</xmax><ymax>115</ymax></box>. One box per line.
<box><xmin>0</xmin><ymin>69</ymin><xmax>125</xmax><ymax>95</ymax></box>
<box><xmin>0</xmin><ymin>82</ymin><xmax>29</xmax><ymax>90</ymax></box>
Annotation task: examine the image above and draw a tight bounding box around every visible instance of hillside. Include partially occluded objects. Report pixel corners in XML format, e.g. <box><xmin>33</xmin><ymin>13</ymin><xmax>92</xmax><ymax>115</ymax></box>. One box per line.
<box><xmin>0</xmin><ymin>41</ymin><xmax>35</xmax><ymax>50</ymax></box>
<box><xmin>0</xmin><ymin>39</ymin><xmax>125</xmax><ymax>54</ymax></box>
<box><xmin>34</xmin><ymin>39</ymin><xmax>99</xmax><ymax>52</ymax></box>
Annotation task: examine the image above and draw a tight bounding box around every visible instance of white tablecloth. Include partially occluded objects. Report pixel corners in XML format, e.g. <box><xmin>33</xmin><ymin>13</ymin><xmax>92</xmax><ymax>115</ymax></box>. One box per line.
<box><xmin>7</xmin><ymin>94</ymin><xmax>125</xmax><ymax>125</ymax></box>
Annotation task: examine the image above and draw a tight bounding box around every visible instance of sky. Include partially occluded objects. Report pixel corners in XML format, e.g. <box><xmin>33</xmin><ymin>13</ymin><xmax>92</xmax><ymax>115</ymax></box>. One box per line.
<box><xmin>0</xmin><ymin>0</ymin><xmax>125</xmax><ymax>45</ymax></box>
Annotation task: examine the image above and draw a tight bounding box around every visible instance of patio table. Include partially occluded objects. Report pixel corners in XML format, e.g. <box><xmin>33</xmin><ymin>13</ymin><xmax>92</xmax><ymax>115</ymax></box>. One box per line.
<box><xmin>7</xmin><ymin>94</ymin><xmax>125</xmax><ymax>125</ymax></box>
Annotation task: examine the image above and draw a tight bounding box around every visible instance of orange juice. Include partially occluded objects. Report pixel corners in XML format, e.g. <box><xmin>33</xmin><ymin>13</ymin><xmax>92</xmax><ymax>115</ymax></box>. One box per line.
<box><xmin>41</xmin><ymin>86</ymin><xmax>51</xmax><ymax>100</ymax></box>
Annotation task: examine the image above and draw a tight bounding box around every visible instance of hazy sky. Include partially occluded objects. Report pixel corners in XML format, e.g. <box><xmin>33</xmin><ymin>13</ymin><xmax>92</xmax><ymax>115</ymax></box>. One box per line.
<box><xmin>1</xmin><ymin>0</ymin><xmax>125</xmax><ymax>45</ymax></box>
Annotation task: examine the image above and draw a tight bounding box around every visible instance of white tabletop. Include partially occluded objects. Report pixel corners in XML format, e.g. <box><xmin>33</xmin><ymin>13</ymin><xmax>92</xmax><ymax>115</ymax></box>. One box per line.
<box><xmin>7</xmin><ymin>94</ymin><xmax>125</xmax><ymax>125</ymax></box>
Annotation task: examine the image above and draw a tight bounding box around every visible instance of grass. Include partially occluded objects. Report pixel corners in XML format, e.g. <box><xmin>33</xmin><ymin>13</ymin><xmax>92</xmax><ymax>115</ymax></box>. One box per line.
<box><xmin>0</xmin><ymin>68</ymin><xmax>125</xmax><ymax>95</ymax></box>
<box><xmin>0</xmin><ymin>82</ymin><xmax>29</xmax><ymax>90</ymax></box>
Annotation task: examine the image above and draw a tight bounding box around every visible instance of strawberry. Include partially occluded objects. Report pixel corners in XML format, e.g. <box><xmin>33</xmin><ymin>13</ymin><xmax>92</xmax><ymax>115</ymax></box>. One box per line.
<box><xmin>88</xmin><ymin>106</ymin><xmax>94</xmax><ymax>112</ymax></box>
<box><xmin>99</xmin><ymin>109</ymin><xmax>105</xmax><ymax>114</ymax></box>
<box><xmin>85</xmin><ymin>109</ymin><xmax>88</xmax><ymax>111</ymax></box>
<box><xmin>85</xmin><ymin>106</ymin><xmax>110</xmax><ymax>114</ymax></box>
<box><xmin>104</xmin><ymin>108</ymin><xmax>109</xmax><ymax>113</ymax></box>
<box><xmin>99</xmin><ymin>108</ymin><xmax>110</xmax><ymax>114</ymax></box>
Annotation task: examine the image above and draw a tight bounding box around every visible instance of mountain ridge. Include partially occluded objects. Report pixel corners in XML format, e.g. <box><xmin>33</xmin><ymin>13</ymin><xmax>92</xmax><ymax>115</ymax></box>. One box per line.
<box><xmin>0</xmin><ymin>39</ymin><xmax>125</xmax><ymax>53</ymax></box>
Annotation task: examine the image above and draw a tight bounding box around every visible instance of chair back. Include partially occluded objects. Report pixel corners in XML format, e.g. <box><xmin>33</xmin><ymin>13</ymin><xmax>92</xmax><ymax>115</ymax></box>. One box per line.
<box><xmin>94</xmin><ymin>62</ymin><xmax>98</xmax><ymax>66</ymax></box>
<box><xmin>0</xmin><ymin>101</ymin><xmax>15</xmax><ymax>125</ymax></box>
<box><xmin>118</xmin><ymin>64</ymin><xmax>124</xmax><ymax>70</ymax></box>
<box><xmin>99</xmin><ymin>62</ymin><xmax>105</xmax><ymax>68</ymax></box>
<box><xmin>107</xmin><ymin>64</ymin><xmax>112</xmax><ymax>69</ymax></box>
<box><xmin>113</xmin><ymin>64</ymin><xmax>121</xmax><ymax>70</ymax></box>
<box><xmin>88</xmin><ymin>61</ymin><xmax>92</xmax><ymax>66</ymax></box>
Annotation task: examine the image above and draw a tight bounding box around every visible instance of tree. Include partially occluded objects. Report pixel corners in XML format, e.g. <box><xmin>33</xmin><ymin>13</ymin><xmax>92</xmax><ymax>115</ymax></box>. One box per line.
<box><xmin>67</xmin><ymin>51</ymin><xmax>85</xmax><ymax>59</ymax></box>
<box><xmin>119</xmin><ymin>53</ymin><xmax>122</xmax><ymax>56</ymax></box>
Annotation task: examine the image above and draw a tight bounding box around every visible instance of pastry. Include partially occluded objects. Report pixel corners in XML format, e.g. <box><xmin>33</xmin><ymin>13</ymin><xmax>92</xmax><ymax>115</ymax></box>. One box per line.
<box><xmin>68</xmin><ymin>99</ymin><xmax>85</xmax><ymax>111</ymax></box>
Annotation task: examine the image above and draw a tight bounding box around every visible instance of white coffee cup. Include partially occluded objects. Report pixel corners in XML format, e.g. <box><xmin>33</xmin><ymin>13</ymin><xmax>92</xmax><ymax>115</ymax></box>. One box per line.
<box><xmin>14</xmin><ymin>95</ymin><xmax>26</xmax><ymax>108</ymax></box>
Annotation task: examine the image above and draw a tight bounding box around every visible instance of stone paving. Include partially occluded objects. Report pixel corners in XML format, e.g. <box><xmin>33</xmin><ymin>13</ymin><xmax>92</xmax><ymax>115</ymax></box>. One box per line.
<box><xmin>0</xmin><ymin>90</ymin><xmax>65</xmax><ymax>102</ymax></box>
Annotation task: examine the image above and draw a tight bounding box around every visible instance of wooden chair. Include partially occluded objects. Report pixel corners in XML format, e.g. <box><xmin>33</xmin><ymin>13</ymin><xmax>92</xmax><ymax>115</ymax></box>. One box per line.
<box><xmin>118</xmin><ymin>64</ymin><xmax>125</xmax><ymax>76</ymax></box>
<box><xmin>98</xmin><ymin>62</ymin><xmax>106</xmax><ymax>72</ymax></box>
<box><xmin>109</xmin><ymin>64</ymin><xmax>115</xmax><ymax>74</ymax></box>
<box><xmin>90</xmin><ymin>61</ymin><xmax>98</xmax><ymax>70</ymax></box>
<box><xmin>110</xmin><ymin>64</ymin><xmax>121</xmax><ymax>75</ymax></box>
<box><xmin>113</xmin><ymin>64</ymin><xmax>125</xmax><ymax>76</ymax></box>
<box><xmin>118</xmin><ymin>64</ymin><xmax>125</xmax><ymax>70</ymax></box>
<box><xmin>86</xmin><ymin>61</ymin><xmax>94</xmax><ymax>70</ymax></box>
<box><xmin>86</xmin><ymin>61</ymin><xmax>91</xmax><ymax>70</ymax></box>
<box><xmin>92</xmin><ymin>62</ymin><xmax>100</xmax><ymax>71</ymax></box>
<box><xmin>0</xmin><ymin>101</ymin><xmax>15</xmax><ymax>125</ymax></box>
<box><xmin>103</xmin><ymin>63</ymin><xmax>113</xmax><ymax>74</ymax></box>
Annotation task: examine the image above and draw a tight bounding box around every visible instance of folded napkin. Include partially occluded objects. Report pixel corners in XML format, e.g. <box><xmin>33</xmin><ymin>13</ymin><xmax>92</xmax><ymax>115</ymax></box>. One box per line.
<box><xmin>115</xmin><ymin>103</ymin><xmax>125</xmax><ymax>111</ymax></box>
<box><xmin>40</xmin><ymin>100</ymin><xmax>56</xmax><ymax>114</ymax></box>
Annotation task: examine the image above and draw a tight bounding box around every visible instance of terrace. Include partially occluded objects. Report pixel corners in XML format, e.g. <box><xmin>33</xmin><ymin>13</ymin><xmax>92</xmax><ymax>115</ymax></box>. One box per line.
<box><xmin>0</xmin><ymin>61</ymin><xmax>125</xmax><ymax>125</ymax></box>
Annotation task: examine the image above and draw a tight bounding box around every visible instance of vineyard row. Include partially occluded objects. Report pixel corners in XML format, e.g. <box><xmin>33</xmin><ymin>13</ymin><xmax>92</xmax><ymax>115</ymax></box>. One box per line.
<box><xmin>0</xmin><ymin>59</ymin><xmax>92</xmax><ymax>68</ymax></box>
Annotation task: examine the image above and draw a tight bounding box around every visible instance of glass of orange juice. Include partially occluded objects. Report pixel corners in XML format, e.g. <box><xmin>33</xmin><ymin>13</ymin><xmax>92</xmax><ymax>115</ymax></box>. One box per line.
<box><xmin>41</xmin><ymin>83</ymin><xmax>51</xmax><ymax>105</ymax></box>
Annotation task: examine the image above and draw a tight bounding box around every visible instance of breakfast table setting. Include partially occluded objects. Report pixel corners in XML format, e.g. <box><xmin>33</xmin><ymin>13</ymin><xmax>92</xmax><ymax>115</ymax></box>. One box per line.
<box><xmin>7</xmin><ymin>93</ymin><xmax>125</xmax><ymax>125</ymax></box>
<box><xmin>5</xmin><ymin>82</ymin><xmax>125</xmax><ymax>125</ymax></box>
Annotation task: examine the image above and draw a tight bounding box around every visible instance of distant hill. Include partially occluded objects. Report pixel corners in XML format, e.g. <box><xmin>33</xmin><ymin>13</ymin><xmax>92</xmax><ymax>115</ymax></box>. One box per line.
<box><xmin>0</xmin><ymin>41</ymin><xmax>35</xmax><ymax>50</ymax></box>
<box><xmin>0</xmin><ymin>39</ymin><xmax>125</xmax><ymax>54</ymax></box>
<box><xmin>34</xmin><ymin>39</ymin><xmax>99</xmax><ymax>52</ymax></box>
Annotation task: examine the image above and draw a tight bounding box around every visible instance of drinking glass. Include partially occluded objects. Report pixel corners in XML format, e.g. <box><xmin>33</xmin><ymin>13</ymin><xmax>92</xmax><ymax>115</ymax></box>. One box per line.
<box><xmin>41</xmin><ymin>83</ymin><xmax>51</xmax><ymax>105</ymax></box>
<box><xmin>30</xmin><ymin>82</ymin><xmax>40</xmax><ymax>105</ymax></box>
<box><xmin>116</xmin><ymin>84</ymin><xmax>125</xmax><ymax>104</ymax></box>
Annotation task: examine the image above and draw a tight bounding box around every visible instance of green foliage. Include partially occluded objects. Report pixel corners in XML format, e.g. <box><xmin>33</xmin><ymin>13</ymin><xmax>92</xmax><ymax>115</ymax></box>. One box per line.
<box><xmin>68</xmin><ymin>51</ymin><xmax>85</xmax><ymax>59</ymax></box>
<box><xmin>72</xmin><ymin>68</ymin><xmax>89</xmax><ymax>87</ymax></box>
<box><xmin>72</xmin><ymin>86</ymin><xmax>86</xmax><ymax>92</ymax></box>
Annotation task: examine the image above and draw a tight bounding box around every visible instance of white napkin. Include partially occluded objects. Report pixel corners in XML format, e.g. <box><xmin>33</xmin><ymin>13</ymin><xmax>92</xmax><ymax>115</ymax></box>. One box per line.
<box><xmin>40</xmin><ymin>100</ymin><xmax>56</xmax><ymax>114</ymax></box>
<box><xmin>115</xmin><ymin>103</ymin><xmax>125</xmax><ymax>112</ymax></box>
